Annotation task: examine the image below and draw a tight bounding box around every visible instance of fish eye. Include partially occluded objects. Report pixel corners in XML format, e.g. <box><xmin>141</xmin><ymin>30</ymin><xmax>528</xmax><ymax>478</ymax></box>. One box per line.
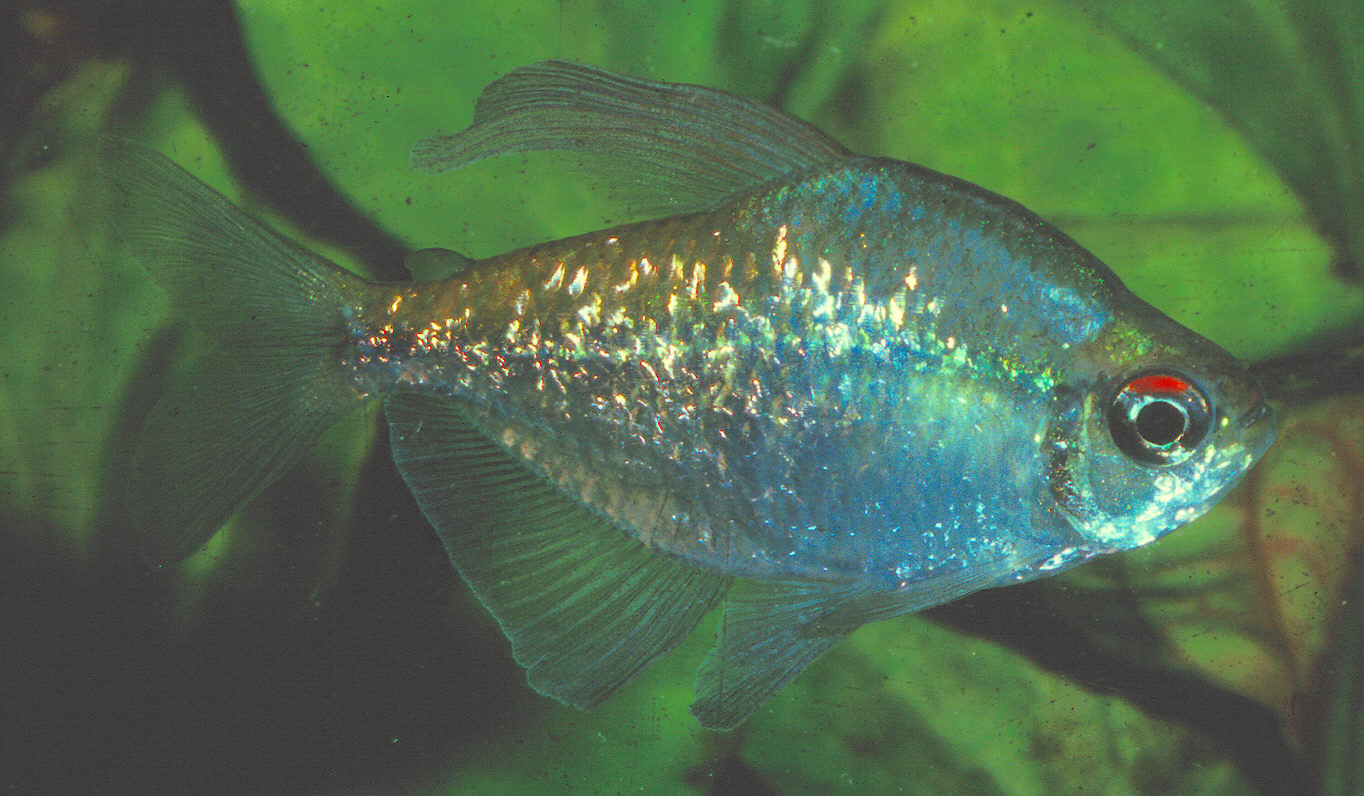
<box><xmin>1108</xmin><ymin>371</ymin><xmax>1212</xmax><ymax>466</ymax></box>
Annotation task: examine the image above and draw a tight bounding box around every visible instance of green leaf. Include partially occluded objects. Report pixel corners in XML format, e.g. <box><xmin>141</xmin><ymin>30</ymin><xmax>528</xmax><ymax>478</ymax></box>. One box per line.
<box><xmin>746</xmin><ymin>617</ymin><xmax>1250</xmax><ymax>795</ymax></box>
<box><xmin>1067</xmin><ymin>0</ymin><xmax>1364</xmax><ymax>287</ymax></box>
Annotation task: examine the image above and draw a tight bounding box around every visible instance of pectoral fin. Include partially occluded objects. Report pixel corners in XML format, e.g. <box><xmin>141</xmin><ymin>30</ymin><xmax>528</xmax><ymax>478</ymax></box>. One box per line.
<box><xmin>692</xmin><ymin>547</ymin><xmax>1050</xmax><ymax>730</ymax></box>
<box><xmin>691</xmin><ymin>579</ymin><xmax>867</xmax><ymax>730</ymax></box>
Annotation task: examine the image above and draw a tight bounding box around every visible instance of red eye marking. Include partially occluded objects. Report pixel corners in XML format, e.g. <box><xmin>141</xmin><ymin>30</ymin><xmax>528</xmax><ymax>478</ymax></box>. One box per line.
<box><xmin>1126</xmin><ymin>374</ymin><xmax>1190</xmax><ymax>395</ymax></box>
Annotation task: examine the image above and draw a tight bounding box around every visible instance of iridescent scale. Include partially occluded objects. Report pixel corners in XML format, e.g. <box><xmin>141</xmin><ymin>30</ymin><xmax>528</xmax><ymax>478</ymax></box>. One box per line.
<box><xmin>347</xmin><ymin>157</ymin><xmax>1115</xmax><ymax>587</ymax></box>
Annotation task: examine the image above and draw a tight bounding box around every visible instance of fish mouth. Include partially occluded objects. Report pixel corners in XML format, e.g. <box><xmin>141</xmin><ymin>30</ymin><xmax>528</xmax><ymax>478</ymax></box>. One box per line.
<box><xmin>1237</xmin><ymin>402</ymin><xmax>1277</xmax><ymax>463</ymax></box>
<box><xmin>1238</xmin><ymin>403</ymin><xmax>1272</xmax><ymax>431</ymax></box>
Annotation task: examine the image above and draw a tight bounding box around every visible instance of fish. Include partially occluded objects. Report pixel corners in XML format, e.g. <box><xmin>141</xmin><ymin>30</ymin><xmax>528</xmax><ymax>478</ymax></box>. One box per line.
<box><xmin>100</xmin><ymin>60</ymin><xmax>1276</xmax><ymax>730</ymax></box>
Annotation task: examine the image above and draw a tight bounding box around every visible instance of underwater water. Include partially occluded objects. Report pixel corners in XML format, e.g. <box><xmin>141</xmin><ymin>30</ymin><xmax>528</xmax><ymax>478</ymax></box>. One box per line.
<box><xmin>2</xmin><ymin>0</ymin><xmax>1363</xmax><ymax>793</ymax></box>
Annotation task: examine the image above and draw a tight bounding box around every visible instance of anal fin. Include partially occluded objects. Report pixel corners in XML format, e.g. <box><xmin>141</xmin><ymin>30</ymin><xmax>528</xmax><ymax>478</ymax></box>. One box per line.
<box><xmin>384</xmin><ymin>393</ymin><xmax>728</xmax><ymax>709</ymax></box>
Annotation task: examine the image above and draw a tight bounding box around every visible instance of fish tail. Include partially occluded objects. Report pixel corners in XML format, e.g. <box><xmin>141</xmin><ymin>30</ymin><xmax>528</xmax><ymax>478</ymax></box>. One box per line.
<box><xmin>100</xmin><ymin>138</ymin><xmax>366</xmax><ymax>566</ymax></box>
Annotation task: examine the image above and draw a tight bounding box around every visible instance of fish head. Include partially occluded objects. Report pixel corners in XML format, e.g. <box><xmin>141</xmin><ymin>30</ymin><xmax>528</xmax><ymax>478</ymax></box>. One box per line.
<box><xmin>1044</xmin><ymin>307</ymin><xmax>1276</xmax><ymax>556</ymax></box>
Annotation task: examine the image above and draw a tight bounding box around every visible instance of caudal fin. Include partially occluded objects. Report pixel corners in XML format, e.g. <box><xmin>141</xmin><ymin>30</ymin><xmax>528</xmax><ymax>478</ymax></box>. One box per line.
<box><xmin>100</xmin><ymin>138</ymin><xmax>366</xmax><ymax>565</ymax></box>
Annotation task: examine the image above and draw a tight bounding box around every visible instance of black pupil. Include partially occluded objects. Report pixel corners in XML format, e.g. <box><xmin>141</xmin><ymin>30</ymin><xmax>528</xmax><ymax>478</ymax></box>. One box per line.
<box><xmin>1135</xmin><ymin>400</ymin><xmax>1186</xmax><ymax>446</ymax></box>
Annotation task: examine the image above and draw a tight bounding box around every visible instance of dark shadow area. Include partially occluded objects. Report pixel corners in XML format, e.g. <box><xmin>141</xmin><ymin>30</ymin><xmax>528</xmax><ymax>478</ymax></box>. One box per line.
<box><xmin>1251</xmin><ymin>333</ymin><xmax>1364</xmax><ymax>406</ymax></box>
<box><xmin>84</xmin><ymin>0</ymin><xmax>409</xmax><ymax>279</ymax></box>
<box><xmin>928</xmin><ymin>583</ymin><xmax>1300</xmax><ymax>796</ymax></box>
<box><xmin>1</xmin><ymin>433</ymin><xmax>540</xmax><ymax>794</ymax></box>
<box><xmin>1300</xmin><ymin>545</ymin><xmax>1364</xmax><ymax>796</ymax></box>
<box><xmin>685</xmin><ymin>745</ymin><xmax>780</xmax><ymax>796</ymax></box>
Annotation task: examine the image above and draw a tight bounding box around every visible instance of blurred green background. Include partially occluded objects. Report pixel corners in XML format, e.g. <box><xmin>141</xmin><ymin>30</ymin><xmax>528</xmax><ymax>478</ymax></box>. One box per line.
<box><xmin>3</xmin><ymin>0</ymin><xmax>1363</xmax><ymax>793</ymax></box>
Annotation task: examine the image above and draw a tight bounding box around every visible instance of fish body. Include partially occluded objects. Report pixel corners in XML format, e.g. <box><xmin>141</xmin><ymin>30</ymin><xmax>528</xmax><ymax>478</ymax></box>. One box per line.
<box><xmin>350</xmin><ymin>154</ymin><xmax>1264</xmax><ymax>586</ymax></box>
<box><xmin>102</xmin><ymin>61</ymin><xmax>1275</xmax><ymax>729</ymax></box>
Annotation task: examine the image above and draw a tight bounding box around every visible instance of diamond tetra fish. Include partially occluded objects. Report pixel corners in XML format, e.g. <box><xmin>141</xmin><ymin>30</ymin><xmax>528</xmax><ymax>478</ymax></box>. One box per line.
<box><xmin>101</xmin><ymin>61</ymin><xmax>1275</xmax><ymax>730</ymax></box>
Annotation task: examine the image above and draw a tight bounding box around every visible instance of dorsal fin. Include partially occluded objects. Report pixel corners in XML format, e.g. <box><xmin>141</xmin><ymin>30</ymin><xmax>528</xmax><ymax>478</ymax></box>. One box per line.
<box><xmin>411</xmin><ymin>60</ymin><xmax>850</xmax><ymax>214</ymax></box>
